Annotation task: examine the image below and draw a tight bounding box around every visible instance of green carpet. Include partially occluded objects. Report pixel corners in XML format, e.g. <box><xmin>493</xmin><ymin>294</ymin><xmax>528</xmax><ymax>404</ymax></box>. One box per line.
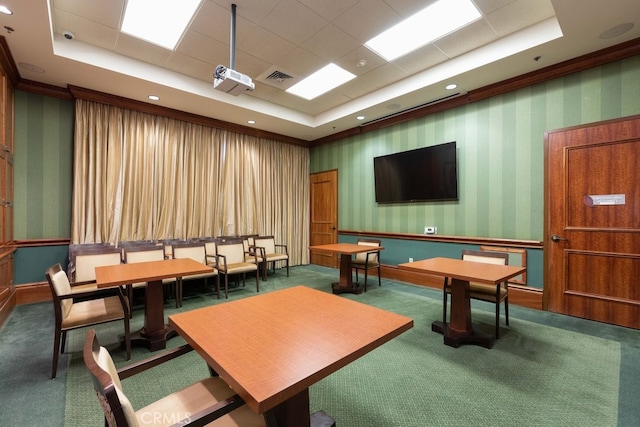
<box><xmin>60</xmin><ymin>266</ymin><xmax>622</xmax><ymax>426</ymax></box>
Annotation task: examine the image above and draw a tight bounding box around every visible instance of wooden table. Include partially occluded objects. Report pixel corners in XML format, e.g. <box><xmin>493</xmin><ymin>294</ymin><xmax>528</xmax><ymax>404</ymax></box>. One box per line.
<box><xmin>169</xmin><ymin>285</ymin><xmax>412</xmax><ymax>427</ymax></box>
<box><xmin>398</xmin><ymin>257</ymin><xmax>525</xmax><ymax>349</ymax></box>
<box><xmin>309</xmin><ymin>243</ymin><xmax>384</xmax><ymax>294</ymax></box>
<box><xmin>96</xmin><ymin>258</ymin><xmax>214</xmax><ymax>351</ymax></box>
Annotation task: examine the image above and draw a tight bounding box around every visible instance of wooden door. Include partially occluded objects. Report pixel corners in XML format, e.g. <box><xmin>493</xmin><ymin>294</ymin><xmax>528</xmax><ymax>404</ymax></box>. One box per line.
<box><xmin>310</xmin><ymin>170</ymin><xmax>338</xmax><ymax>268</ymax></box>
<box><xmin>544</xmin><ymin>115</ymin><xmax>640</xmax><ymax>329</ymax></box>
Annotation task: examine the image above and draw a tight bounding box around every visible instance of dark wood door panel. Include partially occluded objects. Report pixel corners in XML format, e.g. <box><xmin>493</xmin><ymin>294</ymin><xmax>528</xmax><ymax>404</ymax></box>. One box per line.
<box><xmin>310</xmin><ymin>170</ymin><xmax>338</xmax><ymax>268</ymax></box>
<box><xmin>545</xmin><ymin>114</ymin><xmax>640</xmax><ymax>329</ymax></box>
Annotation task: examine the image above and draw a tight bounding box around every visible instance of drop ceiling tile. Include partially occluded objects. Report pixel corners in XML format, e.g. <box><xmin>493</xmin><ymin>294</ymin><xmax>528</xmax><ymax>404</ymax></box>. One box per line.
<box><xmin>393</xmin><ymin>44</ymin><xmax>449</xmax><ymax>75</ymax></box>
<box><xmin>298</xmin><ymin>0</ymin><xmax>360</xmax><ymax>22</ymax></box>
<box><xmin>53</xmin><ymin>9</ymin><xmax>119</xmax><ymax>51</ymax></box>
<box><xmin>209</xmin><ymin>0</ymin><xmax>280</xmax><ymax>25</ymax></box>
<box><xmin>177</xmin><ymin>30</ymin><xmax>228</xmax><ymax>65</ymax></box>
<box><xmin>383</xmin><ymin>0</ymin><xmax>439</xmax><ymax>17</ymax></box>
<box><xmin>333</xmin><ymin>0</ymin><xmax>402</xmax><ymax>42</ymax></box>
<box><xmin>334</xmin><ymin>45</ymin><xmax>388</xmax><ymax>76</ymax></box>
<box><xmin>114</xmin><ymin>34</ymin><xmax>172</xmax><ymax>67</ymax></box>
<box><xmin>52</xmin><ymin>0</ymin><xmax>124</xmax><ymax>29</ymax></box>
<box><xmin>165</xmin><ymin>52</ymin><xmax>217</xmax><ymax>82</ymax></box>
<box><xmin>302</xmin><ymin>24</ymin><xmax>361</xmax><ymax>62</ymax></box>
<box><xmin>485</xmin><ymin>0</ymin><xmax>555</xmax><ymax>37</ymax></box>
<box><xmin>434</xmin><ymin>19</ymin><xmax>498</xmax><ymax>59</ymax></box>
<box><xmin>277</xmin><ymin>47</ymin><xmax>326</xmax><ymax>78</ymax></box>
<box><xmin>472</xmin><ymin>0</ymin><xmax>517</xmax><ymax>15</ymax></box>
<box><xmin>238</xmin><ymin>26</ymin><xmax>297</xmax><ymax>64</ymax></box>
<box><xmin>260</xmin><ymin>0</ymin><xmax>327</xmax><ymax>44</ymax></box>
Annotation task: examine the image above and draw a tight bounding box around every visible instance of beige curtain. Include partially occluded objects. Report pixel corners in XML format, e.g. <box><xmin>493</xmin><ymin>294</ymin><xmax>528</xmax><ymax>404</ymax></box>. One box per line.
<box><xmin>71</xmin><ymin>99</ymin><xmax>310</xmax><ymax>265</ymax></box>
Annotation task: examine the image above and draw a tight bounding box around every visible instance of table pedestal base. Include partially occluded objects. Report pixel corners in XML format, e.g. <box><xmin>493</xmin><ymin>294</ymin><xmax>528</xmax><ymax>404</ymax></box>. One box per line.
<box><xmin>310</xmin><ymin>411</ymin><xmax>336</xmax><ymax>427</ymax></box>
<box><xmin>127</xmin><ymin>325</ymin><xmax>177</xmax><ymax>352</ymax></box>
<box><xmin>331</xmin><ymin>282</ymin><xmax>363</xmax><ymax>295</ymax></box>
<box><xmin>431</xmin><ymin>321</ymin><xmax>494</xmax><ymax>349</ymax></box>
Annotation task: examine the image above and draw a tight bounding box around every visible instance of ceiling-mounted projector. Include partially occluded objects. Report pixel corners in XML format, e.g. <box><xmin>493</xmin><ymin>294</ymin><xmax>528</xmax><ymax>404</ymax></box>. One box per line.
<box><xmin>213</xmin><ymin>65</ymin><xmax>255</xmax><ymax>96</ymax></box>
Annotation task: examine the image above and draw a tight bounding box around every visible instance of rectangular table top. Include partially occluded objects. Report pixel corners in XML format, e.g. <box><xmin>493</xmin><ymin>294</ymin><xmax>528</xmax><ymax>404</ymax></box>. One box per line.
<box><xmin>169</xmin><ymin>285</ymin><xmax>412</xmax><ymax>414</ymax></box>
<box><xmin>398</xmin><ymin>257</ymin><xmax>525</xmax><ymax>284</ymax></box>
<box><xmin>309</xmin><ymin>242</ymin><xmax>384</xmax><ymax>255</ymax></box>
<box><xmin>95</xmin><ymin>258</ymin><xmax>214</xmax><ymax>288</ymax></box>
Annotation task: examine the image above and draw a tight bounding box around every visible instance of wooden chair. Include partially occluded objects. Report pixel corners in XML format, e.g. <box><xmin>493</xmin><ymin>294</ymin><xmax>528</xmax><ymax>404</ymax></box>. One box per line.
<box><xmin>197</xmin><ymin>237</ymin><xmax>219</xmax><ymax>268</ymax></box>
<box><xmin>172</xmin><ymin>242</ymin><xmax>219</xmax><ymax>304</ymax></box>
<box><xmin>216</xmin><ymin>240</ymin><xmax>260</xmax><ymax>299</ymax></box>
<box><xmin>68</xmin><ymin>244</ymin><xmax>122</xmax><ymax>289</ymax></box>
<box><xmin>252</xmin><ymin>236</ymin><xmax>289</xmax><ymax>280</ymax></box>
<box><xmin>444</xmin><ymin>249</ymin><xmax>510</xmax><ymax>338</ymax></box>
<box><xmin>242</xmin><ymin>235</ymin><xmax>265</xmax><ymax>280</ymax></box>
<box><xmin>46</xmin><ymin>263</ymin><xmax>130</xmax><ymax>379</ymax></box>
<box><xmin>123</xmin><ymin>245</ymin><xmax>168</xmax><ymax>311</ymax></box>
<box><xmin>351</xmin><ymin>238</ymin><xmax>382</xmax><ymax>292</ymax></box>
<box><xmin>83</xmin><ymin>329</ymin><xmax>266</xmax><ymax>427</ymax></box>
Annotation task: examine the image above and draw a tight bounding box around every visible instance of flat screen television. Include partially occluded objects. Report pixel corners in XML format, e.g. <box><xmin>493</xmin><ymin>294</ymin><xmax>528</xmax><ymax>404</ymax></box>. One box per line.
<box><xmin>373</xmin><ymin>141</ymin><xmax>458</xmax><ymax>203</ymax></box>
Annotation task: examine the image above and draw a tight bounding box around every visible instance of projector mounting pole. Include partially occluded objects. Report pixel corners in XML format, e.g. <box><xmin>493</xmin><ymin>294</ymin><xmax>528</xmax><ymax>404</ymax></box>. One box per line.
<box><xmin>230</xmin><ymin>3</ymin><xmax>236</xmax><ymax>70</ymax></box>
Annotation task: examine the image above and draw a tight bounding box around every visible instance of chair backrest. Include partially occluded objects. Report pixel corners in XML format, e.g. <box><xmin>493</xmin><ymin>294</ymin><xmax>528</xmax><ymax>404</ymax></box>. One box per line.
<box><xmin>83</xmin><ymin>329</ymin><xmax>137</xmax><ymax>427</ymax></box>
<box><xmin>172</xmin><ymin>242</ymin><xmax>207</xmax><ymax>264</ymax></box>
<box><xmin>253</xmin><ymin>236</ymin><xmax>276</xmax><ymax>255</ymax></box>
<box><xmin>216</xmin><ymin>240</ymin><xmax>247</xmax><ymax>265</ymax></box>
<box><xmin>72</xmin><ymin>247</ymin><xmax>122</xmax><ymax>283</ymax></box>
<box><xmin>124</xmin><ymin>245</ymin><xmax>165</xmax><ymax>264</ymax></box>
<box><xmin>461</xmin><ymin>249</ymin><xmax>508</xmax><ymax>266</ymax></box>
<box><xmin>161</xmin><ymin>239</ymin><xmax>185</xmax><ymax>259</ymax></box>
<box><xmin>46</xmin><ymin>263</ymin><xmax>73</xmax><ymax>321</ymax></box>
<box><xmin>355</xmin><ymin>238</ymin><xmax>381</xmax><ymax>263</ymax></box>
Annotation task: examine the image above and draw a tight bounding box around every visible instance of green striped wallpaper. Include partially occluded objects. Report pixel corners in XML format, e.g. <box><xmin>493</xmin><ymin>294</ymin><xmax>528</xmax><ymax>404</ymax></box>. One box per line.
<box><xmin>14</xmin><ymin>91</ymin><xmax>74</xmax><ymax>240</ymax></box>
<box><xmin>310</xmin><ymin>56</ymin><xmax>640</xmax><ymax>241</ymax></box>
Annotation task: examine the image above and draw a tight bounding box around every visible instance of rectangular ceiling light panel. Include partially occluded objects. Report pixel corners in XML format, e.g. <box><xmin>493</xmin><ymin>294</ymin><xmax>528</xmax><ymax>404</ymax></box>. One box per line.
<box><xmin>365</xmin><ymin>0</ymin><xmax>481</xmax><ymax>61</ymax></box>
<box><xmin>286</xmin><ymin>63</ymin><xmax>356</xmax><ymax>100</ymax></box>
<box><xmin>121</xmin><ymin>0</ymin><xmax>201</xmax><ymax>50</ymax></box>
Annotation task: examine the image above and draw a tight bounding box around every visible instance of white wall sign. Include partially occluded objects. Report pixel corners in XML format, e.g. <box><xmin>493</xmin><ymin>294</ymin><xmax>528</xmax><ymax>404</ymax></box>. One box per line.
<box><xmin>584</xmin><ymin>194</ymin><xmax>626</xmax><ymax>207</ymax></box>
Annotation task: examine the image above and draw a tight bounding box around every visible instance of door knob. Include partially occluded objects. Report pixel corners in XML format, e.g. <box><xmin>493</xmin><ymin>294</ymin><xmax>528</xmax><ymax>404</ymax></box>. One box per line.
<box><xmin>551</xmin><ymin>234</ymin><xmax>567</xmax><ymax>242</ymax></box>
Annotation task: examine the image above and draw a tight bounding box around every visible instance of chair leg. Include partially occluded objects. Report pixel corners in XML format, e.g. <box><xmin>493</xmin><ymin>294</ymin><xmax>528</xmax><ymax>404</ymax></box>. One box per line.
<box><xmin>124</xmin><ymin>316</ymin><xmax>131</xmax><ymax>360</ymax></box>
<box><xmin>377</xmin><ymin>265</ymin><xmax>381</xmax><ymax>286</ymax></box>
<box><xmin>286</xmin><ymin>260</ymin><xmax>289</xmax><ymax>277</ymax></box>
<box><xmin>495</xmin><ymin>301</ymin><xmax>500</xmax><ymax>339</ymax></box>
<box><xmin>175</xmin><ymin>278</ymin><xmax>183</xmax><ymax>308</ymax></box>
<box><xmin>51</xmin><ymin>326</ymin><xmax>62</xmax><ymax>379</ymax></box>
<box><xmin>215</xmin><ymin>274</ymin><xmax>221</xmax><ymax>299</ymax></box>
<box><xmin>442</xmin><ymin>278</ymin><xmax>448</xmax><ymax>324</ymax></box>
<box><xmin>505</xmin><ymin>297</ymin><xmax>509</xmax><ymax>326</ymax></box>
<box><xmin>224</xmin><ymin>274</ymin><xmax>229</xmax><ymax>299</ymax></box>
<box><xmin>126</xmin><ymin>284</ymin><xmax>133</xmax><ymax>318</ymax></box>
<box><xmin>364</xmin><ymin>268</ymin><xmax>368</xmax><ymax>292</ymax></box>
<box><xmin>255</xmin><ymin>269</ymin><xmax>260</xmax><ymax>293</ymax></box>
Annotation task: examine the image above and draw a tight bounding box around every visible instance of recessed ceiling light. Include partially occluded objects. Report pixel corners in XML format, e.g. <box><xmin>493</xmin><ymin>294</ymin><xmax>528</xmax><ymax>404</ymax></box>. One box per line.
<box><xmin>121</xmin><ymin>0</ymin><xmax>201</xmax><ymax>50</ymax></box>
<box><xmin>247</xmin><ymin>120</ymin><xmax>256</xmax><ymax>124</ymax></box>
<box><xmin>286</xmin><ymin>63</ymin><xmax>356</xmax><ymax>100</ymax></box>
<box><xmin>0</xmin><ymin>6</ymin><xmax>13</xmax><ymax>15</ymax></box>
<box><xmin>445</xmin><ymin>84</ymin><xmax>457</xmax><ymax>90</ymax></box>
<box><xmin>365</xmin><ymin>0</ymin><xmax>481</xmax><ymax>61</ymax></box>
<box><xmin>599</xmin><ymin>22</ymin><xmax>634</xmax><ymax>39</ymax></box>
<box><xmin>148</xmin><ymin>95</ymin><xmax>160</xmax><ymax>101</ymax></box>
<box><xmin>356</xmin><ymin>116</ymin><xmax>365</xmax><ymax>120</ymax></box>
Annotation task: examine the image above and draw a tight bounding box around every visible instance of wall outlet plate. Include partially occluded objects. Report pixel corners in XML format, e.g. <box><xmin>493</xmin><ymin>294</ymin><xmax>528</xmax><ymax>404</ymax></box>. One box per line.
<box><xmin>425</xmin><ymin>226</ymin><xmax>437</xmax><ymax>234</ymax></box>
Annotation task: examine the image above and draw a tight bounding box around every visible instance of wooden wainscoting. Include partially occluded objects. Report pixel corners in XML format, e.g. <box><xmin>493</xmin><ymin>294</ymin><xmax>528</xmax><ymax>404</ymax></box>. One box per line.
<box><xmin>381</xmin><ymin>264</ymin><xmax>543</xmax><ymax>310</ymax></box>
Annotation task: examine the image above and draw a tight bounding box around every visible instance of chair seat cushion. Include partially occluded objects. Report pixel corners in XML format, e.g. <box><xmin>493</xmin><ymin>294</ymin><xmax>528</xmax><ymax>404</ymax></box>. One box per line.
<box><xmin>351</xmin><ymin>259</ymin><xmax>379</xmax><ymax>268</ymax></box>
<box><xmin>182</xmin><ymin>271</ymin><xmax>218</xmax><ymax>281</ymax></box>
<box><xmin>62</xmin><ymin>296</ymin><xmax>125</xmax><ymax>329</ymax></box>
<box><xmin>445</xmin><ymin>282</ymin><xmax>507</xmax><ymax>302</ymax></box>
<box><xmin>264</xmin><ymin>254</ymin><xmax>288</xmax><ymax>262</ymax></box>
<box><xmin>136</xmin><ymin>376</ymin><xmax>265</xmax><ymax>426</ymax></box>
<box><xmin>222</xmin><ymin>262</ymin><xmax>258</xmax><ymax>274</ymax></box>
